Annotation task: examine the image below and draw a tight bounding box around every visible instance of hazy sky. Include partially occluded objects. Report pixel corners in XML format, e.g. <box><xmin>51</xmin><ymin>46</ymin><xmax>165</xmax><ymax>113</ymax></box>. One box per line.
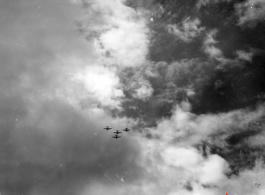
<box><xmin>0</xmin><ymin>0</ymin><xmax>265</xmax><ymax>195</ymax></box>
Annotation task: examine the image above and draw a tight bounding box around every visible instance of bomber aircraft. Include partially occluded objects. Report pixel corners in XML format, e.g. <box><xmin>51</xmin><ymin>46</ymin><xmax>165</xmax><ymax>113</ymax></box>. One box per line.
<box><xmin>104</xmin><ymin>126</ymin><xmax>112</xmax><ymax>131</ymax></box>
<box><xmin>112</xmin><ymin>134</ymin><xmax>121</xmax><ymax>139</ymax></box>
<box><xmin>123</xmin><ymin>128</ymin><xmax>130</xmax><ymax>132</ymax></box>
<box><xmin>113</xmin><ymin>130</ymin><xmax>122</xmax><ymax>134</ymax></box>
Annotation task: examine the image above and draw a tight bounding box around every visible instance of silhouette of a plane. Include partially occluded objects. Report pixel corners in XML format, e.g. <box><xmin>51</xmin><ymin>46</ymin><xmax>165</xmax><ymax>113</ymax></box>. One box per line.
<box><xmin>113</xmin><ymin>130</ymin><xmax>122</xmax><ymax>134</ymax></box>
<box><xmin>123</xmin><ymin>128</ymin><xmax>130</xmax><ymax>132</ymax></box>
<box><xmin>104</xmin><ymin>126</ymin><xmax>112</xmax><ymax>131</ymax></box>
<box><xmin>112</xmin><ymin>134</ymin><xmax>121</xmax><ymax>139</ymax></box>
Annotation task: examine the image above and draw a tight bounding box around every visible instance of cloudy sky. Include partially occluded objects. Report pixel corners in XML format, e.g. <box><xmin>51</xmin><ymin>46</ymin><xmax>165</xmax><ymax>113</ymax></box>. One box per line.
<box><xmin>0</xmin><ymin>0</ymin><xmax>265</xmax><ymax>194</ymax></box>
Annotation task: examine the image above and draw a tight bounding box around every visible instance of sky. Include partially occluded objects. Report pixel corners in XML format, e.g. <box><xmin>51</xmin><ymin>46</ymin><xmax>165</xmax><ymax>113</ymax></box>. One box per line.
<box><xmin>0</xmin><ymin>0</ymin><xmax>265</xmax><ymax>194</ymax></box>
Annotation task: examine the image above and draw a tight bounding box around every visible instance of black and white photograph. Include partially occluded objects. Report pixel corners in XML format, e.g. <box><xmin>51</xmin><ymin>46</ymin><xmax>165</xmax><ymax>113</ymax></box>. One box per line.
<box><xmin>0</xmin><ymin>0</ymin><xmax>265</xmax><ymax>194</ymax></box>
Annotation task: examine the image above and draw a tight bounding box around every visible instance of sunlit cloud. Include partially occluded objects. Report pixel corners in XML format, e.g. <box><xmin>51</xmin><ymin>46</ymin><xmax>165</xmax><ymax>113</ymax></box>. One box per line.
<box><xmin>196</xmin><ymin>0</ymin><xmax>231</xmax><ymax>9</ymax></box>
<box><xmin>235</xmin><ymin>0</ymin><xmax>265</xmax><ymax>27</ymax></box>
<box><xmin>78</xmin><ymin>0</ymin><xmax>150</xmax><ymax>67</ymax></box>
<box><xmin>236</xmin><ymin>50</ymin><xmax>254</xmax><ymax>62</ymax></box>
<box><xmin>203</xmin><ymin>30</ymin><xmax>224</xmax><ymax>60</ymax></box>
<box><xmin>167</xmin><ymin>17</ymin><xmax>205</xmax><ymax>43</ymax></box>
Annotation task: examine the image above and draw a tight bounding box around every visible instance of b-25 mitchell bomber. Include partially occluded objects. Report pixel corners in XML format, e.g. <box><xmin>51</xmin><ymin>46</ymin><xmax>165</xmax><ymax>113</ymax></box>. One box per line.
<box><xmin>113</xmin><ymin>130</ymin><xmax>122</xmax><ymax>134</ymax></box>
<box><xmin>112</xmin><ymin>134</ymin><xmax>121</xmax><ymax>139</ymax></box>
<box><xmin>123</xmin><ymin>128</ymin><xmax>130</xmax><ymax>132</ymax></box>
<box><xmin>104</xmin><ymin>126</ymin><xmax>112</xmax><ymax>131</ymax></box>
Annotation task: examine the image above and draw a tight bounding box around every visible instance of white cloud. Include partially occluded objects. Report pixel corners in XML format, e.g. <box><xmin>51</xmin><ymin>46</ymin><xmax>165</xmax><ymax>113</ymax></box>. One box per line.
<box><xmin>74</xmin><ymin>102</ymin><xmax>265</xmax><ymax>195</ymax></box>
<box><xmin>72</xmin><ymin>65</ymin><xmax>124</xmax><ymax>109</ymax></box>
<box><xmin>162</xmin><ymin>147</ymin><xmax>203</xmax><ymax>168</ymax></box>
<box><xmin>72</xmin><ymin>0</ymin><xmax>152</xmax><ymax>107</ymax></box>
<box><xmin>198</xmin><ymin>155</ymin><xmax>228</xmax><ymax>184</ymax></box>
<box><xmin>134</xmin><ymin>84</ymin><xmax>154</xmax><ymax>100</ymax></box>
<box><xmin>203</xmin><ymin>30</ymin><xmax>225</xmax><ymax>60</ymax></box>
<box><xmin>235</xmin><ymin>0</ymin><xmax>265</xmax><ymax>27</ymax></box>
<box><xmin>79</xmin><ymin>0</ymin><xmax>150</xmax><ymax>67</ymax></box>
<box><xmin>204</xmin><ymin>45</ymin><xmax>223</xmax><ymax>58</ymax></box>
<box><xmin>130</xmin><ymin>136</ymin><xmax>229</xmax><ymax>195</ymax></box>
<box><xmin>150</xmin><ymin>102</ymin><xmax>265</xmax><ymax>146</ymax></box>
<box><xmin>132</xmin><ymin>79</ymin><xmax>154</xmax><ymax>100</ymax></box>
<box><xmin>29</xmin><ymin>0</ymin><xmax>152</xmax><ymax>110</ymax></box>
<box><xmin>122</xmin><ymin>103</ymin><xmax>265</xmax><ymax>195</ymax></box>
<box><xmin>204</xmin><ymin>29</ymin><xmax>218</xmax><ymax>45</ymax></box>
<box><xmin>196</xmin><ymin>0</ymin><xmax>231</xmax><ymax>9</ymax></box>
<box><xmin>246</xmin><ymin>128</ymin><xmax>265</xmax><ymax>146</ymax></box>
<box><xmin>236</xmin><ymin>50</ymin><xmax>254</xmax><ymax>62</ymax></box>
<box><xmin>167</xmin><ymin>18</ymin><xmax>205</xmax><ymax>42</ymax></box>
<box><xmin>221</xmin><ymin>159</ymin><xmax>265</xmax><ymax>195</ymax></box>
<box><xmin>98</xmin><ymin>20</ymin><xmax>149</xmax><ymax>67</ymax></box>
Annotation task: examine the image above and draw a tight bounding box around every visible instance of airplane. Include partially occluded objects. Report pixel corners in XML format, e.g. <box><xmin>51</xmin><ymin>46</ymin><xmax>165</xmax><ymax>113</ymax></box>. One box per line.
<box><xmin>104</xmin><ymin>126</ymin><xmax>112</xmax><ymax>131</ymax></box>
<box><xmin>123</xmin><ymin>128</ymin><xmax>130</xmax><ymax>132</ymax></box>
<box><xmin>113</xmin><ymin>130</ymin><xmax>122</xmax><ymax>134</ymax></box>
<box><xmin>112</xmin><ymin>135</ymin><xmax>121</xmax><ymax>139</ymax></box>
